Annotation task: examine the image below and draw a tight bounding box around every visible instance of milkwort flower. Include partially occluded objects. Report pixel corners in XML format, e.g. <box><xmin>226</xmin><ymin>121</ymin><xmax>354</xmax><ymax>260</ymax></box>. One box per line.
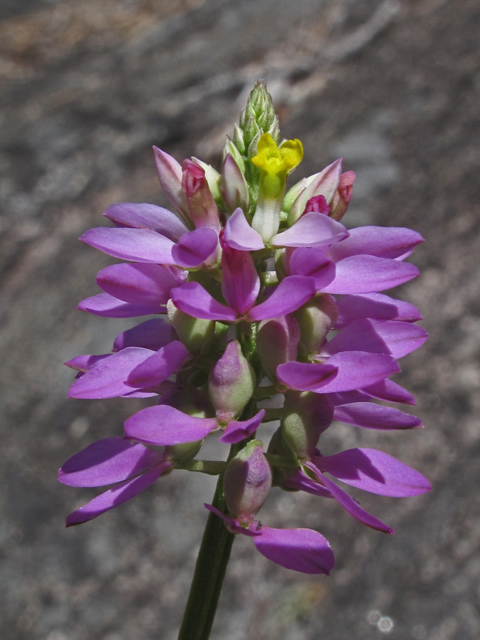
<box><xmin>60</xmin><ymin>82</ymin><xmax>430</xmax><ymax>575</ymax></box>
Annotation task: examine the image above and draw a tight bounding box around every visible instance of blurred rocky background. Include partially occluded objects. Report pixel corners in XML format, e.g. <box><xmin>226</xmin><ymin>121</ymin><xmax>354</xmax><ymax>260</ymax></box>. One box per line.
<box><xmin>1</xmin><ymin>0</ymin><xmax>480</xmax><ymax>638</ymax></box>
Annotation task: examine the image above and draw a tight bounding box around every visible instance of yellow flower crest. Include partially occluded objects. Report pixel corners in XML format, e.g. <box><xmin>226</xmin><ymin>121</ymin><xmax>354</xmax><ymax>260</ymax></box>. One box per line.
<box><xmin>252</xmin><ymin>133</ymin><xmax>303</xmax><ymax>177</ymax></box>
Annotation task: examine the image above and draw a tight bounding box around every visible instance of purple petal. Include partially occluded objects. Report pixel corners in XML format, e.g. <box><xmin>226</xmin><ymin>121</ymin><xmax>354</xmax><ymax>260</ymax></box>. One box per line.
<box><xmin>124</xmin><ymin>405</ymin><xmax>217</xmax><ymax>445</ymax></box>
<box><xmin>250</xmin><ymin>276</ymin><xmax>316</xmax><ymax>321</ymax></box>
<box><xmin>334</xmin><ymin>402</ymin><xmax>422</xmax><ymax>430</ymax></box>
<box><xmin>335</xmin><ymin>293</ymin><xmax>422</xmax><ymax>328</ymax></box>
<box><xmin>113</xmin><ymin>319</ymin><xmax>177</xmax><ymax>352</ymax></box>
<box><xmin>66</xmin><ymin>465</ymin><xmax>167</xmax><ymax>526</ymax></box>
<box><xmin>171</xmin><ymin>282</ymin><xmax>237</xmax><ymax>321</ymax></box>
<box><xmin>316</xmin><ymin>448</ymin><xmax>431</xmax><ymax>497</ymax></box>
<box><xmin>277</xmin><ymin>361</ymin><xmax>339</xmax><ymax>392</ymax></box>
<box><xmin>219</xmin><ymin>409</ymin><xmax>265</xmax><ymax>444</ymax></box>
<box><xmin>288</xmin><ymin>248</ymin><xmax>336</xmax><ymax>290</ymax></box>
<box><xmin>68</xmin><ymin>347</ymin><xmax>156</xmax><ymax>399</ymax></box>
<box><xmin>78</xmin><ymin>293</ymin><xmax>164</xmax><ymax>318</ymax></box>
<box><xmin>65</xmin><ymin>354</ymin><xmax>110</xmax><ymax>373</ymax></box>
<box><xmin>171</xmin><ymin>228</ymin><xmax>218</xmax><ymax>268</ymax></box>
<box><xmin>321</xmin><ymin>319</ymin><xmax>428</xmax><ymax>359</ymax></box>
<box><xmin>221</xmin><ymin>245</ymin><xmax>260</xmax><ymax>316</ymax></box>
<box><xmin>224</xmin><ymin>208</ymin><xmax>265</xmax><ymax>251</ymax></box>
<box><xmin>103</xmin><ymin>202</ymin><xmax>188</xmax><ymax>241</ymax></box>
<box><xmin>278</xmin><ymin>352</ymin><xmax>399</xmax><ymax>394</ymax></box>
<box><xmin>59</xmin><ymin>437</ymin><xmax>163</xmax><ymax>487</ymax></box>
<box><xmin>271</xmin><ymin>212</ymin><xmax>348</xmax><ymax>248</ymax></box>
<box><xmin>127</xmin><ymin>341</ymin><xmax>190</xmax><ymax>389</ymax></box>
<box><xmin>283</xmin><ymin>469</ymin><xmax>332</xmax><ymax>498</ymax></box>
<box><xmin>363</xmin><ymin>378</ymin><xmax>416</xmax><ymax>405</ymax></box>
<box><xmin>322</xmin><ymin>256</ymin><xmax>419</xmax><ymax>294</ymax></box>
<box><xmin>97</xmin><ymin>263</ymin><xmax>178</xmax><ymax>307</ymax></box>
<box><xmin>329</xmin><ymin>226</ymin><xmax>424</xmax><ymax>262</ymax></box>
<box><xmin>327</xmin><ymin>390</ymin><xmax>373</xmax><ymax>405</ymax></box>
<box><xmin>253</xmin><ymin>526</ymin><xmax>335</xmax><ymax>575</ymax></box>
<box><xmin>81</xmin><ymin>228</ymin><xmax>175</xmax><ymax>264</ymax></box>
<box><xmin>308</xmin><ymin>466</ymin><xmax>394</xmax><ymax>534</ymax></box>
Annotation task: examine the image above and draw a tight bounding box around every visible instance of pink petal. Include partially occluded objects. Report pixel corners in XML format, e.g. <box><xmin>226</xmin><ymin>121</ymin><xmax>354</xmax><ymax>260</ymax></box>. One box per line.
<box><xmin>308</xmin><ymin>466</ymin><xmax>394</xmax><ymax>534</ymax></box>
<box><xmin>65</xmin><ymin>354</ymin><xmax>110</xmax><ymax>373</ymax></box>
<box><xmin>124</xmin><ymin>405</ymin><xmax>218</xmax><ymax>445</ymax></box>
<box><xmin>66</xmin><ymin>465</ymin><xmax>168</xmax><ymax>526</ymax></box>
<box><xmin>321</xmin><ymin>319</ymin><xmax>428</xmax><ymax>359</ymax></box>
<box><xmin>329</xmin><ymin>226</ymin><xmax>424</xmax><ymax>262</ymax></box>
<box><xmin>113</xmin><ymin>319</ymin><xmax>177</xmax><ymax>352</ymax></box>
<box><xmin>253</xmin><ymin>526</ymin><xmax>335</xmax><ymax>575</ymax></box>
<box><xmin>221</xmin><ymin>244</ymin><xmax>260</xmax><ymax>315</ymax></box>
<box><xmin>335</xmin><ymin>293</ymin><xmax>422</xmax><ymax>328</ymax></box>
<box><xmin>103</xmin><ymin>202</ymin><xmax>188</xmax><ymax>241</ymax></box>
<box><xmin>249</xmin><ymin>276</ymin><xmax>316</xmax><ymax>321</ymax></box>
<box><xmin>171</xmin><ymin>227</ymin><xmax>218</xmax><ymax>268</ymax></box>
<box><xmin>334</xmin><ymin>402</ymin><xmax>422</xmax><ymax>430</ymax></box>
<box><xmin>219</xmin><ymin>409</ymin><xmax>265</xmax><ymax>444</ymax></box>
<box><xmin>363</xmin><ymin>378</ymin><xmax>416</xmax><ymax>405</ymax></box>
<box><xmin>277</xmin><ymin>361</ymin><xmax>339</xmax><ymax>392</ymax></box>
<box><xmin>288</xmin><ymin>248</ymin><xmax>336</xmax><ymax>290</ymax></box>
<box><xmin>81</xmin><ymin>228</ymin><xmax>175</xmax><ymax>264</ymax></box>
<box><xmin>316</xmin><ymin>448</ymin><xmax>431</xmax><ymax>497</ymax></box>
<box><xmin>327</xmin><ymin>390</ymin><xmax>373</xmax><ymax>405</ymax></box>
<box><xmin>282</xmin><ymin>469</ymin><xmax>332</xmax><ymax>498</ymax></box>
<box><xmin>78</xmin><ymin>293</ymin><xmax>164</xmax><ymax>318</ymax></box>
<box><xmin>97</xmin><ymin>263</ymin><xmax>178</xmax><ymax>307</ymax></box>
<box><xmin>271</xmin><ymin>212</ymin><xmax>348</xmax><ymax>248</ymax></box>
<box><xmin>59</xmin><ymin>437</ymin><xmax>163</xmax><ymax>487</ymax></box>
<box><xmin>126</xmin><ymin>341</ymin><xmax>190</xmax><ymax>389</ymax></box>
<box><xmin>68</xmin><ymin>347</ymin><xmax>156</xmax><ymax>399</ymax></box>
<box><xmin>171</xmin><ymin>282</ymin><xmax>237</xmax><ymax>321</ymax></box>
<box><xmin>322</xmin><ymin>255</ymin><xmax>419</xmax><ymax>294</ymax></box>
<box><xmin>223</xmin><ymin>208</ymin><xmax>265</xmax><ymax>251</ymax></box>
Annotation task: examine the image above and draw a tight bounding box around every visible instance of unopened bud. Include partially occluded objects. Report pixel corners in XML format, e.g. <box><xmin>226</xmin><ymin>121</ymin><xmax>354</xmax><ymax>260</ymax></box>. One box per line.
<box><xmin>208</xmin><ymin>340</ymin><xmax>256</xmax><ymax>424</ymax></box>
<box><xmin>164</xmin><ymin>439</ymin><xmax>203</xmax><ymax>464</ymax></box>
<box><xmin>257</xmin><ymin>315</ymin><xmax>300</xmax><ymax>382</ymax></box>
<box><xmin>221</xmin><ymin>154</ymin><xmax>249</xmax><ymax>213</ymax></box>
<box><xmin>167</xmin><ymin>300</ymin><xmax>215</xmax><ymax>354</ymax></box>
<box><xmin>192</xmin><ymin>158</ymin><xmax>223</xmax><ymax>207</ymax></box>
<box><xmin>233</xmin><ymin>123</ymin><xmax>246</xmax><ymax>154</ymax></box>
<box><xmin>224</xmin><ymin>440</ymin><xmax>272</xmax><ymax>524</ymax></box>
<box><xmin>295</xmin><ymin>294</ymin><xmax>339</xmax><ymax>356</ymax></box>
<box><xmin>181</xmin><ymin>160</ymin><xmax>220</xmax><ymax>232</ymax></box>
<box><xmin>153</xmin><ymin>146</ymin><xmax>189</xmax><ymax>223</ymax></box>
<box><xmin>223</xmin><ymin>139</ymin><xmax>245</xmax><ymax>174</ymax></box>
<box><xmin>330</xmin><ymin>171</ymin><xmax>356</xmax><ymax>221</ymax></box>
<box><xmin>288</xmin><ymin>159</ymin><xmax>342</xmax><ymax>226</ymax></box>
<box><xmin>281</xmin><ymin>391</ymin><xmax>334</xmax><ymax>460</ymax></box>
<box><xmin>267</xmin><ymin>427</ymin><xmax>298</xmax><ymax>486</ymax></box>
<box><xmin>305</xmin><ymin>194</ymin><xmax>330</xmax><ymax>215</ymax></box>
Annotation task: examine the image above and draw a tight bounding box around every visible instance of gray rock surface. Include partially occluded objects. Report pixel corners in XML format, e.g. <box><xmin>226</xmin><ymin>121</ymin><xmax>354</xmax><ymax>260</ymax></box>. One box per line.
<box><xmin>1</xmin><ymin>0</ymin><xmax>480</xmax><ymax>638</ymax></box>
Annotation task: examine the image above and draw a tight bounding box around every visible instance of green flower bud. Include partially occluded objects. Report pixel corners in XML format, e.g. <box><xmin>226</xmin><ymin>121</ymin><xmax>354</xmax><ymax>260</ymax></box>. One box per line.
<box><xmin>233</xmin><ymin>123</ymin><xmax>246</xmax><ymax>154</ymax></box>
<box><xmin>281</xmin><ymin>391</ymin><xmax>333</xmax><ymax>460</ymax></box>
<box><xmin>224</xmin><ymin>440</ymin><xmax>272</xmax><ymax>524</ymax></box>
<box><xmin>167</xmin><ymin>300</ymin><xmax>215</xmax><ymax>354</ymax></box>
<box><xmin>294</xmin><ymin>294</ymin><xmax>339</xmax><ymax>356</ymax></box>
<box><xmin>192</xmin><ymin>158</ymin><xmax>223</xmax><ymax>208</ymax></box>
<box><xmin>267</xmin><ymin>427</ymin><xmax>298</xmax><ymax>486</ymax></box>
<box><xmin>164</xmin><ymin>440</ymin><xmax>203</xmax><ymax>464</ymax></box>
<box><xmin>257</xmin><ymin>315</ymin><xmax>300</xmax><ymax>382</ymax></box>
<box><xmin>208</xmin><ymin>340</ymin><xmax>256</xmax><ymax>424</ymax></box>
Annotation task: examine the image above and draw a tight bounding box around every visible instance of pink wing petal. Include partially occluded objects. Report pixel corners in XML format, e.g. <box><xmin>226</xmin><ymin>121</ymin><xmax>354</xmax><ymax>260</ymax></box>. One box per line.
<box><xmin>171</xmin><ymin>282</ymin><xmax>237</xmax><ymax>321</ymax></box>
<box><xmin>271</xmin><ymin>213</ymin><xmax>348</xmax><ymax>248</ymax></box>
<box><xmin>126</xmin><ymin>340</ymin><xmax>190</xmax><ymax>388</ymax></box>
<box><xmin>103</xmin><ymin>202</ymin><xmax>188</xmax><ymax>241</ymax></box>
<box><xmin>277</xmin><ymin>361</ymin><xmax>339</xmax><ymax>392</ymax></box>
<box><xmin>221</xmin><ymin>245</ymin><xmax>260</xmax><ymax>315</ymax></box>
<box><xmin>65</xmin><ymin>465</ymin><xmax>168</xmax><ymax>526</ymax></box>
<box><xmin>78</xmin><ymin>293</ymin><xmax>165</xmax><ymax>318</ymax></box>
<box><xmin>81</xmin><ymin>227</ymin><xmax>175</xmax><ymax>264</ymax></box>
<box><xmin>335</xmin><ymin>293</ymin><xmax>422</xmax><ymax>328</ymax></box>
<box><xmin>171</xmin><ymin>227</ymin><xmax>218</xmax><ymax>268</ymax></box>
<box><xmin>253</xmin><ymin>526</ymin><xmax>335</xmax><ymax>575</ymax></box>
<box><xmin>322</xmin><ymin>255</ymin><xmax>419</xmax><ymax>294</ymax></box>
<box><xmin>223</xmin><ymin>208</ymin><xmax>265</xmax><ymax>251</ymax></box>
<box><xmin>125</xmin><ymin>405</ymin><xmax>217</xmax><ymax>446</ymax></box>
<box><xmin>288</xmin><ymin>248</ymin><xmax>336</xmax><ymax>290</ymax></box>
<box><xmin>363</xmin><ymin>378</ymin><xmax>416</xmax><ymax>405</ymax></box>
<box><xmin>329</xmin><ymin>226</ymin><xmax>424</xmax><ymax>262</ymax></box>
<box><xmin>249</xmin><ymin>276</ymin><xmax>316</xmax><ymax>321</ymax></box>
<box><xmin>113</xmin><ymin>319</ymin><xmax>177</xmax><ymax>352</ymax></box>
<box><xmin>97</xmin><ymin>263</ymin><xmax>178</xmax><ymax>307</ymax></box>
<box><xmin>219</xmin><ymin>409</ymin><xmax>265</xmax><ymax>444</ymax></box>
<box><xmin>316</xmin><ymin>448</ymin><xmax>431</xmax><ymax>497</ymax></box>
<box><xmin>282</xmin><ymin>469</ymin><xmax>332</xmax><ymax>498</ymax></box>
<box><xmin>334</xmin><ymin>402</ymin><xmax>422</xmax><ymax>430</ymax></box>
<box><xmin>59</xmin><ymin>437</ymin><xmax>163</xmax><ymax>487</ymax></box>
<box><xmin>68</xmin><ymin>347</ymin><xmax>156</xmax><ymax>399</ymax></box>
<box><xmin>65</xmin><ymin>354</ymin><xmax>110</xmax><ymax>373</ymax></box>
<box><xmin>321</xmin><ymin>319</ymin><xmax>428</xmax><ymax>359</ymax></box>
